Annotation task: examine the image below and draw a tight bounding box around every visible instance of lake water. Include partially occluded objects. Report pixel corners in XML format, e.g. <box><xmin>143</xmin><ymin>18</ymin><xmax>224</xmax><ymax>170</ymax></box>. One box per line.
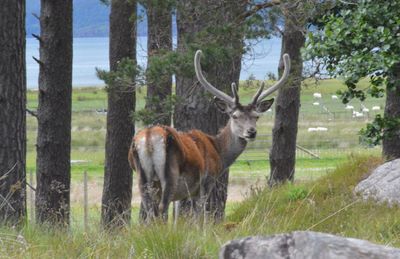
<box><xmin>26</xmin><ymin>37</ymin><xmax>281</xmax><ymax>88</ymax></box>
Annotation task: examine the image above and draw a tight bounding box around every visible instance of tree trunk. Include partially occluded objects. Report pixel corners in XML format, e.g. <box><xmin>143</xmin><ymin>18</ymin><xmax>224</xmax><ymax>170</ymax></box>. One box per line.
<box><xmin>0</xmin><ymin>0</ymin><xmax>26</xmax><ymax>225</ymax></box>
<box><xmin>174</xmin><ymin>0</ymin><xmax>245</xmax><ymax>221</ymax></box>
<box><xmin>101</xmin><ymin>0</ymin><xmax>136</xmax><ymax>228</ymax></box>
<box><xmin>145</xmin><ymin>0</ymin><xmax>173</xmax><ymax>126</ymax></box>
<box><xmin>383</xmin><ymin>62</ymin><xmax>400</xmax><ymax>159</ymax></box>
<box><xmin>35</xmin><ymin>0</ymin><xmax>73</xmax><ymax>226</ymax></box>
<box><xmin>139</xmin><ymin>0</ymin><xmax>173</xmax><ymax>221</ymax></box>
<box><xmin>269</xmin><ymin>8</ymin><xmax>305</xmax><ymax>186</ymax></box>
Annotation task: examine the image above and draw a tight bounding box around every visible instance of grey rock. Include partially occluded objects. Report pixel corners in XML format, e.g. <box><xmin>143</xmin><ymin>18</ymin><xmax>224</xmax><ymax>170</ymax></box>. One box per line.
<box><xmin>219</xmin><ymin>231</ymin><xmax>400</xmax><ymax>259</ymax></box>
<box><xmin>354</xmin><ymin>159</ymin><xmax>400</xmax><ymax>205</ymax></box>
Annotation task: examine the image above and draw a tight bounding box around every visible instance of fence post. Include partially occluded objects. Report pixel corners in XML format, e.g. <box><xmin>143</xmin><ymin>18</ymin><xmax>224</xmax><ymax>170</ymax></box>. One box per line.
<box><xmin>84</xmin><ymin>171</ymin><xmax>88</xmax><ymax>232</ymax></box>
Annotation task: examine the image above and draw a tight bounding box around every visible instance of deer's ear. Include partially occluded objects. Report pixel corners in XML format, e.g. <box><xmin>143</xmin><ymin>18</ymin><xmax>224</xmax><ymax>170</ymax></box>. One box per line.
<box><xmin>255</xmin><ymin>98</ymin><xmax>274</xmax><ymax>113</ymax></box>
<box><xmin>214</xmin><ymin>97</ymin><xmax>232</xmax><ymax>113</ymax></box>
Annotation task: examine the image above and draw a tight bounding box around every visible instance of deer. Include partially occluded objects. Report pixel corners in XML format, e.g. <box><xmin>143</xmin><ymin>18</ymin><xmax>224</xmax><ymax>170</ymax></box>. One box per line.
<box><xmin>128</xmin><ymin>50</ymin><xmax>291</xmax><ymax>222</ymax></box>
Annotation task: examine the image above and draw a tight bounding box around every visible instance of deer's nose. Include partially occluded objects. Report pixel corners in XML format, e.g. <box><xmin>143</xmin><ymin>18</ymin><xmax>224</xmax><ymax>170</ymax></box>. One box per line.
<box><xmin>247</xmin><ymin>128</ymin><xmax>257</xmax><ymax>138</ymax></box>
<box><xmin>248</xmin><ymin>127</ymin><xmax>256</xmax><ymax>133</ymax></box>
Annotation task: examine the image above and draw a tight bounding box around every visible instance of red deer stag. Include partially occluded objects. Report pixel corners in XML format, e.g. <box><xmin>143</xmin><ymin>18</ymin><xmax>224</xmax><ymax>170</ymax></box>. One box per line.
<box><xmin>128</xmin><ymin>50</ymin><xmax>291</xmax><ymax>222</ymax></box>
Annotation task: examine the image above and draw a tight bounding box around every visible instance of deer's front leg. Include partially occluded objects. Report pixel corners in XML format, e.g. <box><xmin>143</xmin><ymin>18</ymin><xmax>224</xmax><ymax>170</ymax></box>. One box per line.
<box><xmin>199</xmin><ymin>174</ymin><xmax>216</xmax><ymax>222</ymax></box>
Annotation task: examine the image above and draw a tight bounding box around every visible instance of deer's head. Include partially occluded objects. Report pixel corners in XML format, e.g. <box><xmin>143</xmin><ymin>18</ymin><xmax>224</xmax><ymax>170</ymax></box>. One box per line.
<box><xmin>194</xmin><ymin>50</ymin><xmax>291</xmax><ymax>141</ymax></box>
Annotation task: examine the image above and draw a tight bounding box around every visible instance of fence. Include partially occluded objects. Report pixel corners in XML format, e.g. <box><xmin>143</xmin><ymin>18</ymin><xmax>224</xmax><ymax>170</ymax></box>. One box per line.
<box><xmin>238</xmin><ymin>134</ymin><xmax>381</xmax><ymax>162</ymax></box>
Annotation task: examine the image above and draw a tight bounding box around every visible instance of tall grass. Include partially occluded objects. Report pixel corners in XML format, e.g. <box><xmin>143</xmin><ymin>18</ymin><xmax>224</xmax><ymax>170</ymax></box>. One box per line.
<box><xmin>228</xmin><ymin>155</ymin><xmax>400</xmax><ymax>246</ymax></box>
<box><xmin>2</xmin><ymin>156</ymin><xmax>400</xmax><ymax>258</ymax></box>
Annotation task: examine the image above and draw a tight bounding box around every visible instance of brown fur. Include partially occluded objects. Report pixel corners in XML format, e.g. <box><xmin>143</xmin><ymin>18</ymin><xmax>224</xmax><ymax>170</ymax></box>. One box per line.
<box><xmin>128</xmin><ymin>126</ymin><xmax>222</xmax><ymax>179</ymax></box>
<box><xmin>128</xmin><ymin>125</ymin><xmax>229</xmax><ymax>222</ymax></box>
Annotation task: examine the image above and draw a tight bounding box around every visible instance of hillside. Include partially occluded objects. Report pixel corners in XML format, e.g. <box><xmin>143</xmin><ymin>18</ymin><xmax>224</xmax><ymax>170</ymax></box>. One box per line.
<box><xmin>26</xmin><ymin>0</ymin><xmax>151</xmax><ymax>37</ymax></box>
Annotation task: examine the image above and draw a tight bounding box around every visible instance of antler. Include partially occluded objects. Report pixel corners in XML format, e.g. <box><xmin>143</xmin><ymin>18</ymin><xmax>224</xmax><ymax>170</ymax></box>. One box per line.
<box><xmin>231</xmin><ymin>82</ymin><xmax>239</xmax><ymax>105</ymax></box>
<box><xmin>250</xmin><ymin>82</ymin><xmax>265</xmax><ymax>106</ymax></box>
<box><xmin>251</xmin><ymin>53</ymin><xmax>291</xmax><ymax>104</ymax></box>
<box><xmin>194</xmin><ymin>50</ymin><xmax>235</xmax><ymax>105</ymax></box>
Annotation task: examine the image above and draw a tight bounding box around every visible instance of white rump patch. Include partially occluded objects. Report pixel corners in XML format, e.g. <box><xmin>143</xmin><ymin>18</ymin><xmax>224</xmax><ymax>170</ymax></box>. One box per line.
<box><xmin>151</xmin><ymin>135</ymin><xmax>166</xmax><ymax>184</ymax></box>
<box><xmin>137</xmin><ymin>136</ymin><xmax>153</xmax><ymax>181</ymax></box>
<box><xmin>136</xmin><ymin>134</ymin><xmax>166</xmax><ymax>183</ymax></box>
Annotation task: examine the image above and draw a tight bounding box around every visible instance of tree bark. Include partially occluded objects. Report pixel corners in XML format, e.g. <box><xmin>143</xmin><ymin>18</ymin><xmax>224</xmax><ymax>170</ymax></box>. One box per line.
<box><xmin>0</xmin><ymin>0</ymin><xmax>26</xmax><ymax>225</ymax></box>
<box><xmin>145</xmin><ymin>0</ymin><xmax>173</xmax><ymax>126</ymax></box>
<box><xmin>139</xmin><ymin>0</ymin><xmax>173</xmax><ymax>221</ymax></box>
<box><xmin>269</xmin><ymin>7</ymin><xmax>305</xmax><ymax>186</ymax></box>
<box><xmin>174</xmin><ymin>0</ymin><xmax>245</xmax><ymax>221</ymax></box>
<box><xmin>35</xmin><ymin>0</ymin><xmax>73</xmax><ymax>226</ymax></box>
<box><xmin>101</xmin><ymin>0</ymin><xmax>136</xmax><ymax>228</ymax></box>
<box><xmin>383</xmin><ymin>63</ymin><xmax>400</xmax><ymax>159</ymax></box>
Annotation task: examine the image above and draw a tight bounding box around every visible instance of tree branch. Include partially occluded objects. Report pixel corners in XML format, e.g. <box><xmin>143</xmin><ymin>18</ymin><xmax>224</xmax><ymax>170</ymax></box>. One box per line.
<box><xmin>32</xmin><ymin>56</ymin><xmax>44</xmax><ymax>67</ymax></box>
<box><xmin>238</xmin><ymin>0</ymin><xmax>281</xmax><ymax>21</ymax></box>
<box><xmin>26</xmin><ymin>108</ymin><xmax>38</xmax><ymax>118</ymax></box>
<box><xmin>32</xmin><ymin>13</ymin><xmax>40</xmax><ymax>21</ymax></box>
<box><xmin>26</xmin><ymin>182</ymin><xmax>36</xmax><ymax>192</ymax></box>
<box><xmin>275</xmin><ymin>25</ymin><xmax>284</xmax><ymax>36</ymax></box>
<box><xmin>31</xmin><ymin>34</ymin><xmax>42</xmax><ymax>43</ymax></box>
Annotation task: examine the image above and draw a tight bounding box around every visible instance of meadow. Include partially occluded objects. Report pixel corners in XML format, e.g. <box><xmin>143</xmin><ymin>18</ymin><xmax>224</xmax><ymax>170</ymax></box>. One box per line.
<box><xmin>5</xmin><ymin>78</ymin><xmax>390</xmax><ymax>258</ymax></box>
<box><xmin>3</xmin><ymin>156</ymin><xmax>400</xmax><ymax>258</ymax></box>
<box><xmin>24</xmin><ymin>79</ymin><xmax>384</xmax><ymax>207</ymax></box>
<box><xmin>26</xmin><ymin>78</ymin><xmax>384</xmax><ymax>176</ymax></box>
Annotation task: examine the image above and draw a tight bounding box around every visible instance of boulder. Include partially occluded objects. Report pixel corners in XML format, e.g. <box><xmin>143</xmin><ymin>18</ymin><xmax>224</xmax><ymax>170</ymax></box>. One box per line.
<box><xmin>219</xmin><ymin>231</ymin><xmax>400</xmax><ymax>259</ymax></box>
<box><xmin>354</xmin><ymin>159</ymin><xmax>400</xmax><ymax>205</ymax></box>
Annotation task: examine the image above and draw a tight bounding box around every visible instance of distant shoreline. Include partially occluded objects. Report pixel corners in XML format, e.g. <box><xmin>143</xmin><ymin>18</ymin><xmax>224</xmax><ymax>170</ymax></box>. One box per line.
<box><xmin>27</xmin><ymin>37</ymin><xmax>282</xmax><ymax>88</ymax></box>
<box><xmin>27</xmin><ymin>84</ymin><xmax>106</xmax><ymax>92</ymax></box>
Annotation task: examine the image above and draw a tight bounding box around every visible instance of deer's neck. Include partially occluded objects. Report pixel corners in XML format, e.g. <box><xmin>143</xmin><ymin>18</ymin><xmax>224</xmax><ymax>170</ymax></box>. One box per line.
<box><xmin>214</xmin><ymin>120</ymin><xmax>247</xmax><ymax>170</ymax></box>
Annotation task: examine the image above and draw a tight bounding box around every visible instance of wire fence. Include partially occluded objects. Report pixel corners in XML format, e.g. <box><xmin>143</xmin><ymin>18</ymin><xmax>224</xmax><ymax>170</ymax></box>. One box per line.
<box><xmin>28</xmin><ymin>103</ymin><xmax>384</xmax><ymax>166</ymax></box>
<box><xmin>24</xmin><ymin>110</ymin><xmax>384</xmax><ymax>226</ymax></box>
<box><xmin>238</xmin><ymin>134</ymin><xmax>381</xmax><ymax>161</ymax></box>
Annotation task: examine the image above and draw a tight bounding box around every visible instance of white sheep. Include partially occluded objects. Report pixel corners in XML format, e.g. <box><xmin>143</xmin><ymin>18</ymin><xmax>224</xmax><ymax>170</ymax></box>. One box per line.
<box><xmin>313</xmin><ymin>92</ymin><xmax>322</xmax><ymax>98</ymax></box>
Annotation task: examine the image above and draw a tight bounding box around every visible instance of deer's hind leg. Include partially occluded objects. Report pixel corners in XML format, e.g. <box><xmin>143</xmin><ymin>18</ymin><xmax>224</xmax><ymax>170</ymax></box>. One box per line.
<box><xmin>133</xmin><ymin>151</ymin><xmax>159</xmax><ymax>223</ymax></box>
<box><xmin>138</xmin><ymin>179</ymin><xmax>161</xmax><ymax>223</ymax></box>
<box><xmin>156</xmin><ymin>146</ymin><xmax>179</xmax><ymax>223</ymax></box>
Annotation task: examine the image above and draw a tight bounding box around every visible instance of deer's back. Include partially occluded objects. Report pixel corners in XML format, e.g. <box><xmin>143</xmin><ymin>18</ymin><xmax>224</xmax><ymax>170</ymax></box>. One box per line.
<box><xmin>129</xmin><ymin>125</ymin><xmax>222</xmax><ymax>177</ymax></box>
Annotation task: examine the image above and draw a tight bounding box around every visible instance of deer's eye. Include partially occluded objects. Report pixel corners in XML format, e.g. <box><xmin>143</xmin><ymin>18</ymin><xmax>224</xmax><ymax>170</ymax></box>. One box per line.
<box><xmin>253</xmin><ymin>115</ymin><xmax>260</xmax><ymax>120</ymax></box>
<box><xmin>232</xmin><ymin>114</ymin><xmax>238</xmax><ymax>119</ymax></box>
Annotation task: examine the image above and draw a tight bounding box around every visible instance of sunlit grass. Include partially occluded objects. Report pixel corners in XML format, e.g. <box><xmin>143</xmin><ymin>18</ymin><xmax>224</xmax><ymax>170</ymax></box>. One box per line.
<box><xmin>3</xmin><ymin>156</ymin><xmax>400</xmax><ymax>258</ymax></box>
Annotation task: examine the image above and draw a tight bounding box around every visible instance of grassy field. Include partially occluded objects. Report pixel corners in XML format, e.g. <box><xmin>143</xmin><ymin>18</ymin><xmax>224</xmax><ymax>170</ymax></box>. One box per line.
<box><xmin>20</xmin><ymin>78</ymin><xmax>386</xmax><ymax>231</ymax></box>
<box><xmin>1</xmin><ymin>80</ymin><xmax>394</xmax><ymax>258</ymax></box>
<box><xmin>24</xmin><ymin>78</ymin><xmax>385</xmax><ymax>204</ymax></box>
<box><xmin>26</xmin><ymin>78</ymin><xmax>384</xmax><ymax>174</ymax></box>
<box><xmin>3</xmin><ymin>156</ymin><xmax>400</xmax><ymax>258</ymax></box>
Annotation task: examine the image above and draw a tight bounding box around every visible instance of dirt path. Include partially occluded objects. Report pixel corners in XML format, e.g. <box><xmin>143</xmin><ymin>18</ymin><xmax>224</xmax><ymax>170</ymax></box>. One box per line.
<box><xmin>68</xmin><ymin>177</ymin><xmax>264</xmax><ymax>206</ymax></box>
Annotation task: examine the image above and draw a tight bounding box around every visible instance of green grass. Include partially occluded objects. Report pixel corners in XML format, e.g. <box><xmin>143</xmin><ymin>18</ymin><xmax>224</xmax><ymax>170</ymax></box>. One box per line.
<box><xmin>25</xmin><ymin>78</ymin><xmax>385</xmax><ymax>182</ymax></box>
<box><xmin>3</xmin><ymin>156</ymin><xmax>400</xmax><ymax>258</ymax></box>
<box><xmin>9</xmin><ymin>78</ymin><xmax>392</xmax><ymax>258</ymax></box>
